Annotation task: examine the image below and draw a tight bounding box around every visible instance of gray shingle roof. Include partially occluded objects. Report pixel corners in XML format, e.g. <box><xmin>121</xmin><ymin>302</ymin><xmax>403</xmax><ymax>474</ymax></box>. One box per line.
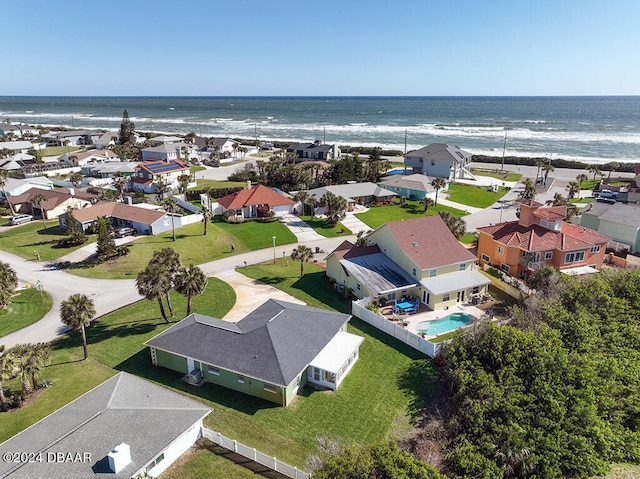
<box><xmin>0</xmin><ymin>372</ymin><xmax>210</xmax><ymax>479</ymax></box>
<box><xmin>307</xmin><ymin>183</ymin><xmax>397</xmax><ymax>203</ymax></box>
<box><xmin>145</xmin><ymin>299</ymin><xmax>351</xmax><ymax>387</ymax></box>
<box><xmin>405</xmin><ymin>143</ymin><xmax>472</xmax><ymax>162</ymax></box>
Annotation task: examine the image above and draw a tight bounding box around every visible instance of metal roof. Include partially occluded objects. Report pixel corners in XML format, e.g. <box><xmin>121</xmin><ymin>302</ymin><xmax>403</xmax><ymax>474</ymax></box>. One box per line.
<box><xmin>339</xmin><ymin>252</ymin><xmax>418</xmax><ymax>296</ymax></box>
<box><xmin>420</xmin><ymin>270</ymin><xmax>491</xmax><ymax>296</ymax></box>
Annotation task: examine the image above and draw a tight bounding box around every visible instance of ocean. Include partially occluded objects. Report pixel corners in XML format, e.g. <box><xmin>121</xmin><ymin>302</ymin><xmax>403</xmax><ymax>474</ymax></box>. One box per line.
<box><xmin>1</xmin><ymin>96</ymin><xmax>639</xmax><ymax>165</ymax></box>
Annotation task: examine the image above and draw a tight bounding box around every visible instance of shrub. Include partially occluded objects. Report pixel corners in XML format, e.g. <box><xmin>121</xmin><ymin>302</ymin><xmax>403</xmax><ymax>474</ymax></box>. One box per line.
<box><xmin>0</xmin><ymin>207</ymin><xmax>12</xmax><ymax>216</ymax></box>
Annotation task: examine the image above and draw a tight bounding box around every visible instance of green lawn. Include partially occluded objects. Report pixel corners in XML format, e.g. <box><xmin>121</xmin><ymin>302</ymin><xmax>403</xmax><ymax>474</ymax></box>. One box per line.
<box><xmin>0</xmin><ymin>220</ymin><xmax>96</xmax><ymax>261</ymax></box>
<box><xmin>66</xmin><ymin>219</ymin><xmax>297</xmax><ymax>279</ymax></box>
<box><xmin>299</xmin><ymin>215</ymin><xmax>352</xmax><ymax>237</ymax></box>
<box><xmin>0</xmin><ymin>288</ymin><xmax>53</xmax><ymax>338</ymax></box>
<box><xmin>570</xmin><ymin>197</ymin><xmax>593</xmax><ymax>204</ymax></box>
<box><xmin>602</xmin><ymin>463</ymin><xmax>640</xmax><ymax>479</ymax></box>
<box><xmin>36</xmin><ymin>146</ymin><xmax>81</xmax><ymax>157</ymax></box>
<box><xmin>445</xmin><ymin>184</ymin><xmax>510</xmax><ymax>208</ymax></box>
<box><xmin>192</xmin><ymin>179</ymin><xmax>247</xmax><ymax>190</ymax></box>
<box><xmin>0</xmin><ymin>278</ymin><xmax>235</xmax><ymax>443</ymax></box>
<box><xmin>471</xmin><ymin>168</ymin><xmax>522</xmax><ymax>182</ymax></box>
<box><xmin>355</xmin><ymin>199</ymin><xmax>466</xmax><ymax>229</ymax></box>
<box><xmin>461</xmin><ymin>232</ymin><xmax>478</xmax><ymax>245</ymax></box>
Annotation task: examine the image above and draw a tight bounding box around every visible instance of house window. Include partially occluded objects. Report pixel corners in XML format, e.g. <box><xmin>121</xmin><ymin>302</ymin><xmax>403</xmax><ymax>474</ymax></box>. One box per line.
<box><xmin>564</xmin><ymin>251</ymin><xmax>585</xmax><ymax>264</ymax></box>
<box><xmin>412</xmin><ymin>267</ymin><xmax>417</xmax><ymax>276</ymax></box>
<box><xmin>429</xmin><ymin>269</ymin><xmax>436</xmax><ymax>277</ymax></box>
<box><xmin>481</xmin><ymin>253</ymin><xmax>490</xmax><ymax>262</ymax></box>
<box><xmin>431</xmin><ymin>160</ymin><xmax>435</xmax><ymax>166</ymax></box>
<box><xmin>459</xmin><ymin>263</ymin><xmax>466</xmax><ymax>271</ymax></box>
<box><xmin>472</xmin><ymin>286</ymin><xmax>480</xmax><ymax>294</ymax></box>
<box><xmin>500</xmin><ymin>263</ymin><xmax>510</xmax><ymax>272</ymax></box>
<box><xmin>497</xmin><ymin>246</ymin><xmax>504</xmax><ymax>254</ymax></box>
<box><xmin>442</xmin><ymin>293</ymin><xmax>450</xmax><ymax>302</ymax></box>
<box><xmin>314</xmin><ymin>367</ymin><xmax>320</xmax><ymax>381</ymax></box>
<box><xmin>544</xmin><ymin>251</ymin><xmax>553</xmax><ymax>260</ymax></box>
<box><xmin>264</xmin><ymin>383</ymin><xmax>277</xmax><ymax>393</ymax></box>
<box><xmin>237</xmin><ymin>374</ymin><xmax>245</xmax><ymax>384</ymax></box>
<box><xmin>590</xmin><ymin>245</ymin><xmax>601</xmax><ymax>253</ymax></box>
<box><xmin>323</xmin><ymin>371</ymin><xmax>336</xmax><ymax>383</ymax></box>
<box><xmin>357</xmin><ymin>283</ymin><xmax>361</xmax><ymax>290</ymax></box>
<box><xmin>208</xmin><ymin>366</ymin><xmax>220</xmax><ymax>376</ymax></box>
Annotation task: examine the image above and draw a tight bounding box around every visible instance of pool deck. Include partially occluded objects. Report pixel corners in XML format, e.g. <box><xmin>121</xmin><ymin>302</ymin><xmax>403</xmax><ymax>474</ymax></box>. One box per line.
<box><xmin>379</xmin><ymin>302</ymin><xmax>487</xmax><ymax>340</ymax></box>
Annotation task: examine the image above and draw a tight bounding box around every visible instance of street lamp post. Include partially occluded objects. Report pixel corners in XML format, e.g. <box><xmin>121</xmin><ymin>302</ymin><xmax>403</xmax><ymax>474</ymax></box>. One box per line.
<box><xmin>272</xmin><ymin>236</ymin><xmax>276</xmax><ymax>264</ymax></box>
<box><xmin>35</xmin><ymin>280</ymin><xmax>43</xmax><ymax>301</ymax></box>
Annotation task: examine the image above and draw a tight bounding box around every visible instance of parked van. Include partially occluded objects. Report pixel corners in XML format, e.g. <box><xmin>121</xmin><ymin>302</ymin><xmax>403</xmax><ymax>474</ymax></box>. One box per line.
<box><xmin>9</xmin><ymin>214</ymin><xmax>34</xmax><ymax>225</ymax></box>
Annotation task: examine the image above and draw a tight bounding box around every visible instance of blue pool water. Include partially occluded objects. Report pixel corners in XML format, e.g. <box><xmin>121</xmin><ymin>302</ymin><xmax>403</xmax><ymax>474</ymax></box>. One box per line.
<box><xmin>416</xmin><ymin>313</ymin><xmax>474</xmax><ymax>336</ymax></box>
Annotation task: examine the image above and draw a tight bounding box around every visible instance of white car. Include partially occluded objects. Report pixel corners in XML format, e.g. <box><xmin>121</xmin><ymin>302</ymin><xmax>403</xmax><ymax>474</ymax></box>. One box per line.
<box><xmin>9</xmin><ymin>214</ymin><xmax>34</xmax><ymax>225</ymax></box>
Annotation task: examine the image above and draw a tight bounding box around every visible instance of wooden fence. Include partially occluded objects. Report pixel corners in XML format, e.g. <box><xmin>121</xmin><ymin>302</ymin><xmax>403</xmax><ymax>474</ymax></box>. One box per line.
<box><xmin>202</xmin><ymin>427</ymin><xmax>310</xmax><ymax>479</ymax></box>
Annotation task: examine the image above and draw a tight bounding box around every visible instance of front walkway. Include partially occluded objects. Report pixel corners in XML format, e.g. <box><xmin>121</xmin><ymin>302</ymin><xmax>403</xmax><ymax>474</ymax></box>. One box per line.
<box><xmin>342</xmin><ymin>206</ymin><xmax>373</xmax><ymax>235</ymax></box>
<box><xmin>277</xmin><ymin>213</ymin><xmax>325</xmax><ymax>242</ymax></box>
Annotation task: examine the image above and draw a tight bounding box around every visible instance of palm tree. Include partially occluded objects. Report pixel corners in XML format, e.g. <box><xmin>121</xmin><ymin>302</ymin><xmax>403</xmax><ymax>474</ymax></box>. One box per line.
<box><xmin>0</xmin><ymin>170</ymin><xmax>16</xmax><ymax>215</ymax></box>
<box><xmin>0</xmin><ymin>346</ymin><xmax>17</xmax><ymax>411</ymax></box>
<box><xmin>30</xmin><ymin>193</ymin><xmax>47</xmax><ymax>228</ymax></box>
<box><xmin>431</xmin><ymin>178</ymin><xmax>446</xmax><ymax>206</ymax></box>
<box><xmin>69</xmin><ymin>172</ymin><xmax>83</xmax><ymax>187</ymax></box>
<box><xmin>576</xmin><ymin>173</ymin><xmax>588</xmax><ymax>199</ymax></box>
<box><xmin>520</xmin><ymin>178</ymin><xmax>536</xmax><ymax>201</ymax></box>
<box><xmin>112</xmin><ymin>172</ymin><xmax>127</xmax><ymax>201</ymax></box>
<box><xmin>421</xmin><ymin>197</ymin><xmax>435</xmax><ymax>212</ymax></box>
<box><xmin>10</xmin><ymin>343</ymin><xmax>50</xmax><ymax>397</ymax></box>
<box><xmin>155</xmin><ymin>177</ymin><xmax>169</xmax><ymax>201</ymax></box>
<box><xmin>26</xmin><ymin>342</ymin><xmax>50</xmax><ymax>390</ymax></box>
<box><xmin>150</xmin><ymin>248</ymin><xmax>182</xmax><ymax>317</ymax></box>
<box><xmin>294</xmin><ymin>190</ymin><xmax>311</xmax><ymax>216</ymax></box>
<box><xmin>438</xmin><ymin>211</ymin><xmax>466</xmax><ymax>240</ymax></box>
<box><xmin>162</xmin><ymin>197</ymin><xmax>179</xmax><ymax>242</ymax></box>
<box><xmin>588</xmin><ymin>165</ymin><xmax>601</xmax><ymax>182</ymax></box>
<box><xmin>174</xmin><ymin>265</ymin><xmax>208</xmax><ymax>316</ymax></box>
<box><xmin>60</xmin><ymin>294</ymin><xmax>96</xmax><ymax>360</ymax></box>
<box><xmin>566</xmin><ymin>181</ymin><xmax>579</xmax><ymax>199</ymax></box>
<box><xmin>201</xmin><ymin>207</ymin><xmax>213</xmax><ymax>235</ymax></box>
<box><xmin>291</xmin><ymin>245</ymin><xmax>314</xmax><ymax>277</ymax></box>
<box><xmin>542</xmin><ymin>162</ymin><xmax>554</xmax><ymax>184</ymax></box>
<box><xmin>534</xmin><ymin>159</ymin><xmax>546</xmax><ymax>185</ymax></box>
<box><xmin>606</xmin><ymin>161</ymin><xmax>619</xmax><ymax>182</ymax></box>
<box><xmin>136</xmin><ymin>261</ymin><xmax>171</xmax><ymax>322</ymax></box>
<box><xmin>177</xmin><ymin>174</ymin><xmax>191</xmax><ymax>194</ymax></box>
<box><xmin>0</xmin><ymin>261</ymin><xmax>18</xmax><ymax>310</ymax></box>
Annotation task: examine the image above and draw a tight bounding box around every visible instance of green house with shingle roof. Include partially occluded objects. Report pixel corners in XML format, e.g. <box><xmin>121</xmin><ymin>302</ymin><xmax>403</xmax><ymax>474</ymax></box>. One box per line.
<box><xmin>145</xmin><ymin>299</ymin><xmax>364</xmax><ymax>406</ymax></box>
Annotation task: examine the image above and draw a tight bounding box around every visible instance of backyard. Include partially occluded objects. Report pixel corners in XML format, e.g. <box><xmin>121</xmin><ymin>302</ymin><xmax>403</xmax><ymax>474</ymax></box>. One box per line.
<box><xmin>445</xmin><ymin>183</ymin><xmax>510</xmax><ymax>208</ymax></box>
<box><xmin>355</xmin><ymin>199</ymin><xmax>466</xmax><ymax>229</ymax></box>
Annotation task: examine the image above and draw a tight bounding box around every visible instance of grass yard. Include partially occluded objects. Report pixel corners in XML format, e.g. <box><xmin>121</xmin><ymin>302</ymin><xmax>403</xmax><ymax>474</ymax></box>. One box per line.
<box><xmin>355</xmin><ymin>199</ymin><xmax>466</xmax><ymax>229</ymax></box>
<box><xmin>570</xmin><ymin>197</ymin><xmax>593</xmax><ymax>204</ymax></box>
<box><xmin>193</xmin><ymin>179</ymin><xmax>247</xmax><ymax>190</ymax></box>
<box><xmin>602</xmin><ymin>463</ymin><xmax>640</xmax><ymax>479</ymax></box>
<box><xmin>36</xmin><ymin>146</ymin><xmax>81</xmax><ymax>157</ymax></box>
<box><xmin>0</xmin><ymin>220</ymin><xmax>96</xmax><ymax>261</ymax></box>
<box><xmin>299</xmin><ymin>215</ymin><xmax>352</xmax><ymax>237</ymax></box>
<box><xmin>471</xmin><ymin>168</ymin><xmax>522</xmax><ymax>182</ymax></box>
<box><xmin>66</xmin><ymin>219</ymin><xmax>297</xmax><ymax>279</ymax></box>
<box><xmin>0</xmin><ymin>278</ymin><xmax>235</xmax><ymax>443</ymax></box>
<box><xmin>461</xmin><ymin>232</ymin><xmax>478</xmax><ymax>245</ymax></box>
<box><xmin>162</xmin><ymin>443</ymin><xmax>266</xmax><ymax>479</ymax></box>
<box><xmin>0</xmin><ymin>288</ymin><xmax>53</xmax><ymax>338</ymax></box>
<box><xmin>445</xmin><ymin>183</ymin><xmax>510</xmax><ymax>208</ymax></box>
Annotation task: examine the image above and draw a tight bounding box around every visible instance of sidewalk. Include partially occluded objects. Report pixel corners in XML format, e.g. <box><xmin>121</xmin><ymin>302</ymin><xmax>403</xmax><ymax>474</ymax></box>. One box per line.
<box><xmin>277</xmin><ymin>213</ymin><xmax>325</xmax><ymax>242</ymax></box>
<box><xmin>342</xmin><ymin>207</ymin><xmax>373</xmax><ymax>235</ymax></box>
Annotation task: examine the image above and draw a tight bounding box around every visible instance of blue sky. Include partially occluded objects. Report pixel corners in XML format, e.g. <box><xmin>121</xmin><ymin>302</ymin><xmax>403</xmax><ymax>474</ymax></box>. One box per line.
<box><xmin>3</xmin><ymin>0</ymin><xmax>639</xmax><ymax>96</ymax></box>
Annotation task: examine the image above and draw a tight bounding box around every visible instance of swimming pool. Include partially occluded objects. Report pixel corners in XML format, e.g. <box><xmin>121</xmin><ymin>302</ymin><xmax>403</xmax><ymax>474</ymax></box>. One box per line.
<box><xmin>416</xmin><ymin>312</ymin><xmax>475</xmax><ymax>336</ymax></box>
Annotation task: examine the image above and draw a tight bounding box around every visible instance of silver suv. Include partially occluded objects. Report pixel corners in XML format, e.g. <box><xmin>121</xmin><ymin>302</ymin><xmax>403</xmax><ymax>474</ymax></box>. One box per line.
<box><xmin>9</xmin><ymin>214</ymin><xmax>34</xmax><ymax>225</ymax></box>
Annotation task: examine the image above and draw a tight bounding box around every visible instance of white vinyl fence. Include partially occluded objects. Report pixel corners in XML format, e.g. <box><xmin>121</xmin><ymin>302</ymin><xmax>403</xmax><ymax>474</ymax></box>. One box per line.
<box><xmin>202</xmin><ymin>427</ymin><xmax>310</xmax><ymax>479</ymax></box>
<box><xmin>352</xmin><ymin>298</ymin><xmax>443</xmax><ymax>358</ymax></box>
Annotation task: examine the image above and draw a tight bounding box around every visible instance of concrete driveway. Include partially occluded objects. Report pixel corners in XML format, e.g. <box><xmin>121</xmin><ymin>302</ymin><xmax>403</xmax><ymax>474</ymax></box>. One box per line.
<box><xmin>213</xmin><ymin>270</ymin><xmax>305</xmax><ymax>322</ymax></box>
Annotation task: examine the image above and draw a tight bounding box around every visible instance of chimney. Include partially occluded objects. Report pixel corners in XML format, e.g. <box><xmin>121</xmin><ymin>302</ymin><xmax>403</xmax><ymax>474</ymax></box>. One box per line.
<box><xmin>107</xmin><ymin>443</ymin><xmax>131</xmax><ymax>473</ymax></box>
<box><xmin>67</xmin><ymin>187</ymin><xmax>75</xmax><ymax>196</ymax></box>
<box><xmin>246</xmin><ymin>180</ymin><xmax>251</xmax><ymax>190</ymax></box>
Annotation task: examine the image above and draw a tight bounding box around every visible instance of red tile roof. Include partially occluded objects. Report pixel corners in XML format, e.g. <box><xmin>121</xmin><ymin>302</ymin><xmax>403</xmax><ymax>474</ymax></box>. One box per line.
<box><xmin>72</xmin><ymin>201</ymin><xmax>166</xmax><ymax>225</ymax></box>
<box><xmin>383</xmin><ymin>216</ymin><xmax>476</xmax><ymax>269</ymax></box>
<box><xmin>218</xmin><ymin>184</ymin><xmax>295</xmax><ymax>210</ymax></box>
<box><xmin>534</xmin><ymin>206</ymin><xmax>567</xmax><ymax>220</ymax></box>
<box><xmin>327</xmin><ymin>240</ymin><xmax>381</xmax><ymax>260</ymax></box>
<box><xmin>477</xmin><ymin>220</ymin><xmax>610</xmax><ymax>252</ymax></box>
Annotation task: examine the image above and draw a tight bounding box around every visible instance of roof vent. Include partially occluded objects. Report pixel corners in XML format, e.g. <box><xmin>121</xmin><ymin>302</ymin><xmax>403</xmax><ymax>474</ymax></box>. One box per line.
<box><xmin>413</xmin><ymin>242</ymin><xmax>419</xmax><ymax>247</ymax></box>
<box><xmin>107</xmin><ymin>443</ymin><xmax>131</xmax><ymax>473</ymax></box>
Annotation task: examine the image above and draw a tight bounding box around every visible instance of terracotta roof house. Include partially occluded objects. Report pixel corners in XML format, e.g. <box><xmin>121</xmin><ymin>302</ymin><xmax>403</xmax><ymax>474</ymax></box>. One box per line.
<box><xmin>287</xmin><ymin>140</ymin><xmax>341</xmax><ymax>160</ymax></box>
<box><xmin>378</xmin><ymin>173</ymin><xmax>437</xmax><ymax>200</ymax></box>
<box><xmin>579</xmin><ymin>201</ymin><xmax>640</xmax><ymax>253</ymax></box>
<box><xmin>145</xmin><ymin>299</ymin><xmax>363</xmax><ymax>406</ymax></box>
<box><xmin>477</xmin><ymin>200</ymin><xmax>610</xmax><ymax>278</ymax></box>
<box><xmin>9</xmin><ymin>187</ymin><xmax>97</xmax><ymax>219</ymax></box>
<box><xmin>0</xmin><ymin>372</ymin><xmax>211</xmax><ymax>478</ymax></box>
<box><xmin>326</xmin><ymin>215</ymin><xmax>489</xmax><ymax>310</ymax></box>
<box><xmin>131</xmin><ymin>159</ymin><xmax>190</xmax><ymax>194</ymax></box>
<box><xmin>217</xmin><ymin>183</ymin><xmax>295</xmax><ymax>218</ymax></box>
<box><xmin>60</xmin><ymin>201</ymin><xmax>172</xmax><ymax>235</ymax></box>
<box><xmin>404</xmin><ymin>143</ymin><xmax>474</xmax><ymax>181</ymax></box>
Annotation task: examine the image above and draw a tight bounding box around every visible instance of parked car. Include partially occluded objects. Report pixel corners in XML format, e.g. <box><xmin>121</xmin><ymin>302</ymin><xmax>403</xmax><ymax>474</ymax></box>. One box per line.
<box><xmin>594</xmin><ymin>189</ymin><xmax>618</xmax><ymax>199</ymax></box>
<box><xmin>596</xmin><ymin>197</ymin><xmax>617</xmax><ymax>205</ymax></box>
<box><xmin>9</xmin><ymin>214</ymin><xmax>34</xmax><ymax>225</ymax></box>
<box><xmin>114</xmin><ymin>226</ymin><xmax>135</xmax><ymax>238</ymax></box>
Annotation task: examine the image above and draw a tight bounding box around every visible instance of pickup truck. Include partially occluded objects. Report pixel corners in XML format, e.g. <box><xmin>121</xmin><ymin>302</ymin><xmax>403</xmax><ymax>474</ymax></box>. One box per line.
<box><xmin>594</xmin><ymin>189</ymin><xmax>618</xmax><ymax>199</ymax></box>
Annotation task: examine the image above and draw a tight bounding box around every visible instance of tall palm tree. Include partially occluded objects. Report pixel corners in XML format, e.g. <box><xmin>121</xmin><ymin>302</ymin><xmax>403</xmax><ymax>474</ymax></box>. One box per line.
<box><xmin>438</xmin><ymin>211</ymin><xmax>466</xmax><ymax>240</ymax></box>
<box><xmin>112</xmin><ymin>172</ymin><xmax>127</xmax><ymax>201</ymax></box>
<box><xmin>26</xmin><ymin>342</ymin><xmax>50</xmax><ymax>390</ymax></box>
<box><xmin>542</xmin><ymin>162</ymin><xmax>554</xmax><ymax>184</ymax></box>
<box><xmin>521</xmin><ymin>178</ymin><xmax>536</xmax><ymax>201</ymax></box>
<box><xmin>576</xmin><ymin>173</ymin><xmax>588</xmax><ymax>199</ymax></box>
<box><xmin>534</xmin><ymin>160</ymin><xmax>546</xmax><ymax>185</ymax></box>
<box><xmin>607</xmin><ymin>161</ymin><xmax>619</xmax><ymax>182</ymax></box>
<box><xmin>162</xmin><ymin>197</ymin><xmax>179</xmax><ymax>242</ymax></box>
<box><xmin>566</xmin><ymin>181</ymin><xmax>579</xmax><ymax>199</ymax></box>
<box><xmin>201</xmin><ymin>207</ymin><xmax>213</xmax><ymax>235</ymax></box>
<box><xmin>136</xmin><ymin>261</ymin><xmax>171</xmax><ymax>322</ymax></box>
<box><xmin>588</xmin><ymin>165</ymin><xmax>601</xmax><ymax>182</ymax></box>
<box><xmin>0</xmin><ymin>170</ymin><xmax>16</xmax><ymax>215</ymax></box>
<box><xmin>30</xmin><ymin>193</ymin><xmax>47</xmax><ymax>228</ymax></box>
<box><xmin>60</xmin><ymin>294</ymin><xmax>96</xmax><ymax>360</ymax></box>
<box><xmin>150</xmin><ymin>247</ymin><xmax>182</xmax><ymax>318</ymax></box>
<box><xmin>0</xmin><ymin>345</ymin><xmax>17</xmax><ymax>411</ymax></box>
<box><xmin>431</xmin><ymin>177</ymin><xmax>446</xmax><ymax>206</ymax></box>
<box><xmin>155</xmin><ymin>177</ymin><xmax>169</xmax><ymax>201</ymax></box>
<box><xmin>175</xmin><ymin>265</ymin><xmax>208</xmax><ymax>316</ymax></box>
<box><xmin>291</xmin><ymin>245</ymin><xmax>314</xmax><ymax>277</ymax></box>
<box><xmin>421</xmin><ymin>197</ymin><xmax>434</xmax><ymax>212</ymax></box>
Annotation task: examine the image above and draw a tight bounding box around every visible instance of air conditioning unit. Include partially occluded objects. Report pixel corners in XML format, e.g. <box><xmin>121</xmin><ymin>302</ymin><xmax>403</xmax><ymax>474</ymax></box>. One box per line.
<box><xmin>185</xmin><ymin>370</ymin><xmax>202</xmax><ymax>385</ymax></box>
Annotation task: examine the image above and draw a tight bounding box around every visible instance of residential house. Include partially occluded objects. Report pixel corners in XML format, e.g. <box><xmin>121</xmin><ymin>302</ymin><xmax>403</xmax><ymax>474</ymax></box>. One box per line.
<box><xmin>43</xmin><ymin>130</ymin><xmax>103</xmax><ymax>147</ymax></box>
<box><xmin>63</xmin><ymin>149</ymin><xmax>119</xmax><ymax>167</ymax></box>
<box><xmin>0</xmin><ymin>140</ymin><xmax>34</xmax><ymax>154</ymax></box>
<box><xmin>141</xmin><ymin>142</ymin><xmax>196</xmax><ymax>162</ymax></box>
<box><xmin>62</xmin><ymin>201</ymin><xmax>173</xmax><ymax>235</ymax></box>
<box><xmin>306</xmin><ymin>182</ymin><xmax>397</xmax><ymax>211</ymax></box>
<box><xmin>326</xmin><ymin>215</ymin><xmax>490</xmax><ymax>310</ymax></box>
<box><xmin>477</xmin><ymin>199</ymin><xmax>610</xmax><ymax>279</ymax></box>
<box><xmin>145</xmin><ymin>299</ymin><xmax>363</xmax><ymax>406</ymax></box>
<box><xmin>0</xmin><ymin>176</ymin><xmax>54</xmax><ymax>202</ymax></box>
<box><xmin>9</xmin><ymin>187</ymin><xmax>97</xmax><ymax>219</ymax></box>
<box><xmin>130</xmin><ymin>159</ymin><xmax>190</xmax><ymax>194</ymax></box>
<box><xmin>218</xmin><ymin>183</ymin><xmax>295</xmax><ymax>218</ymax></box>
<box><xmin>404</xmin><ymin>143</ymin><xmax>474</xmax><ymax>180</ymax></box>
<box><xmin>0</xmin><ymin>153</ymin><xmax>37</xmax><ymax>172</ymax></box>
<box><xmin>287</xmin><ymin>141</ymin><xmax>341</xmax><ymax>161</ymax></box>
<box><xmin>378</xmin><ymin>173</ymin><xmax>438</xmax><ymax>200</ymax></box>
<box><xmin>0</xmin><ymin>122</ymin><xmax>37</xmax><ymax>138</ymax></box>
<box><xmin>579</xmin><ymin>201</ymin><xmax>640</xmax><ymax>253</ymax></box>
<box><xmin>94</xmin><ymin>130</ymin><xmax>117</xmax><ymax>149</ymax></box>
<box><xmin>626</xmin><ymin>165</ymin><xmax>640</xmax><ymax>204</ymax></box>
<box><xmin>0</xmin><ymin>372</ymin><xmax>211</xmax><ymax>478</ymax></box>
<box><xmin>148</xmin><ymin>135</ymin><xmax>184</xmax><ymax>144</ymax></box>
<box><xmin>82</xmin><ymin>161</ymin><xmax>137</xmax><ymax>180</ymax></box>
